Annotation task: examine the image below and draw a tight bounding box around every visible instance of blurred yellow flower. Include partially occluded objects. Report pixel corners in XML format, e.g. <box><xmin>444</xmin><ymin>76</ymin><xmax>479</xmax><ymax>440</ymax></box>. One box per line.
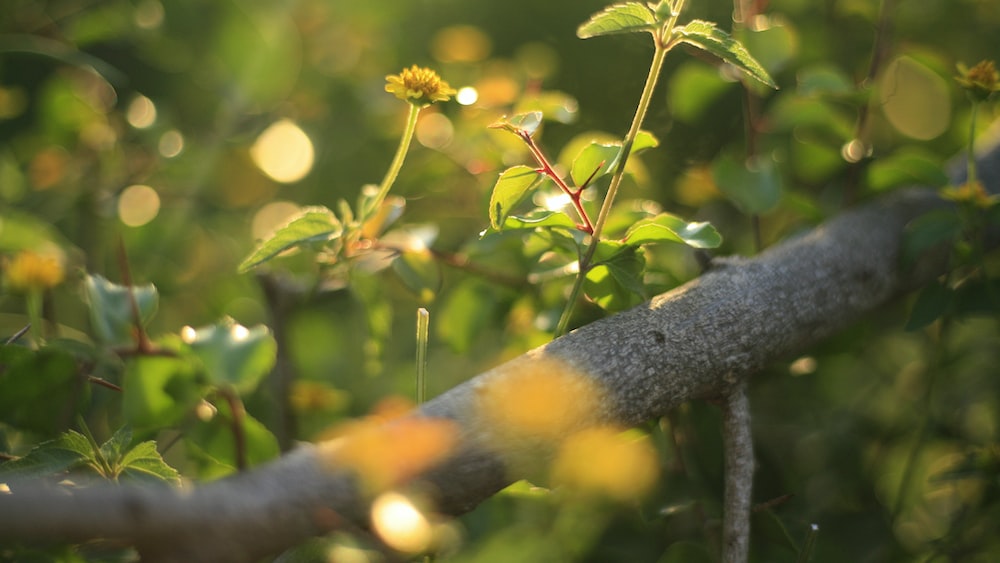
<box><xmin>941</xmin><ymin>180</ymin><xmax>999</xmax><ymax>209</ymax></box>
<box><xmin>318</xmin><ymin>397</ymin><xmax>459</xmax><ymax>493</ymax></box>
<box><xmin>475</xmin><ymin>356</ymin><xmax>605</xmax><ymax>452</ymax></box>
<box><xmin>956</xmin><ymin>60</ymin><xmax>1000</xmax><ymax>102</ymax></box>
<box><xmin>385</xmin><ymin>65</ymin><xmax>456</xmax><ymax>106</ymax></box>
<box><xmin>552</xmin><ymin>427</ymin><xmax>659</xmax><ymax>502</ymax></box>
<box><xmin>3</xmin><ymin>250</ymin><xmax>64</xmax><ymax>293</ymax></box>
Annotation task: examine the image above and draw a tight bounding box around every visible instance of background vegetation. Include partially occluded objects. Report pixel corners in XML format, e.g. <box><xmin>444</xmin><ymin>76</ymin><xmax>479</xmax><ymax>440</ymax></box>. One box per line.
<box><xmin>1</xmin><ymin>0</ymin><xmax>998</xmax><ymax>561</ymax></box>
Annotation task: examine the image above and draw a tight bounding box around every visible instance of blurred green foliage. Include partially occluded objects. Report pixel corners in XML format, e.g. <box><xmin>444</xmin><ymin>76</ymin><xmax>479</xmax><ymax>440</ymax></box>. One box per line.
<box><xmin>1</xmin><ymin>0</ymin><xmax>999</xmax><ymax>561</ymax></box>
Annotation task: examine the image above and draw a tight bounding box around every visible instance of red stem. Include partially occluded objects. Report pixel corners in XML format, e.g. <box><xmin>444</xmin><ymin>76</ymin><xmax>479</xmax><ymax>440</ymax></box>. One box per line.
<box><xmin>519</xmin><ymin>131</ymin><xmax>595</xmax><ymax>234</ymax></box>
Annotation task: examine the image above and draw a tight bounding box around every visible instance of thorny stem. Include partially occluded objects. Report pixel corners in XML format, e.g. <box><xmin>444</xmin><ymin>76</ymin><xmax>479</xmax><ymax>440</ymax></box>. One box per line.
<box><xmin>555</xmin><ymin>4</ymin><xmax>679</xmax><ymax>336</ymax></box>
<box><xmin>367</xmin><ymin>103</ymin><xmax>421</xmax><ymax>219</ymax></box>
<box><xmin>520</xmin><ymin>130</ymin><xmax>595</xmax><ymax>233</ymax></box>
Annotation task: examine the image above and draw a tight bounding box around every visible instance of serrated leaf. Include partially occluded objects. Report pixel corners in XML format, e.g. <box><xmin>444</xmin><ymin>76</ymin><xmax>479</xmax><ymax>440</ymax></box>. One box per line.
<box><xmin>624</xmin><ymin>213</ymin><xmax>722</xmax><ymax>248</ymax></box>
<box><xmin>84</xmin><ymin>273</ymin><xmax>158</xmax><ymax>347</ymax></box>
<box><xmin>238</xmin><ymin>206</ymin><xmax>341</xmax><ymax>273</ymax></box>
<box><xmin>0</xmin><ymin>431</ymin><xmax>93</xmax><ymax>480</ymax></box>
<box><xmin>674</xmin><ymin>20</ymin><xmax>777</xmax><ymax>88</ymax></box>
<box><xmin>119</xmin><ymin>440</ymin><xmax>181</xmax><ymax>485</ymax></box>
<box><xmin>490</xmin><ymin>165</ymin><xmax>543</xmax><ymax>229</ymax></box>
<box><xmin>712</xmin><ymin>153</ymin><xmax>783</xmax><ymax>215</ymax></box>
<box><xmin>571</xmin><ymin>142</ymin><xmax>622</xmax><ymax>187</ymax></box>
<box><xmin>186</xmin><ymin>318</ymin><xmax>277</xmax><ymax>396</ymax></box>
<box><xmin>578</xmin><ymin>2</ymin><xmax>657</xmax><ymax>39</ymax></box>
<box><xmin>99</xmin><ymin>425</ymin><xmax>133</xmax><ymax>465</ymax></box>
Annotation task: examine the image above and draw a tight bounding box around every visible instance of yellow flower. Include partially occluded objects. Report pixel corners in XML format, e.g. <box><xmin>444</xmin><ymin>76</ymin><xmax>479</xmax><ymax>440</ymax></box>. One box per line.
<box><xmin>3</xmin><ymin>250</ymin><xmax>64</xmax><ymax>293</ymax></box>
<box><xmin>940</xmin><ymin>180</ymin><xmax>1000</xmax><ymax>209</ymax></box>
<box><xmin>956</xmin><ymin>60</ymin><xmax>1000</xmax><ymax>102</ymax></box>
<box><xmin>385</xmin><ymin>65</ymin><xmax>456</xmax><ymax>106</ymax></box>
<box><xmin>551</xmin><ymin>426</ymin><xmax>660</xmax><ymax>502</ymax></box>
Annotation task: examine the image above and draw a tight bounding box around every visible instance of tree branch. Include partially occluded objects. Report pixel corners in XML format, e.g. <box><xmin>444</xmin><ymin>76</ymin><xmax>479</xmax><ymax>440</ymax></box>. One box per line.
<box><xmin>1</xmin><ymin>129</ymin><xmax>998</xmax><ymax>562</ymax></box>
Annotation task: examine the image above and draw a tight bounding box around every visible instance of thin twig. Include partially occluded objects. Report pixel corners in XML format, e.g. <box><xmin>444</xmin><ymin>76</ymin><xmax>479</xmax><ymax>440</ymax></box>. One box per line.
<box><xmin>721</xmin><ymin>382</ymin><xmax>754</xmax><ymax>563</ymax></box>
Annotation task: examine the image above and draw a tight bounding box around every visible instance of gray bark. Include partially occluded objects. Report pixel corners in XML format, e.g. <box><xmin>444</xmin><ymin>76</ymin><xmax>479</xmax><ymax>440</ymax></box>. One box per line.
<box><xmin>1</xmin><ymin>130</ymin><xmax>998</xmax><ymax>562</ymax></box>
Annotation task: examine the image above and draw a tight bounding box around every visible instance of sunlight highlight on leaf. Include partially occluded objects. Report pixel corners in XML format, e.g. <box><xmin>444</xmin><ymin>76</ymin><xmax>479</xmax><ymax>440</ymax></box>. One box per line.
<box><xmin>577</xmin><ymin>2</ymin><xmax>657</xmax><ymax>39</ymax></box>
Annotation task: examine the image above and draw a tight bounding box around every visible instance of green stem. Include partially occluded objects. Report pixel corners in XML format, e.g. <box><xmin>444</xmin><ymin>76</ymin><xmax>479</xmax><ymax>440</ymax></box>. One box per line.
<box><xmin>554</xmin><ymin>19</ymin><xmax>676</xmax><ymax>336</ymax></box>
<box><xmin>966</xmin><ymin>101</ymin><xmax>978</xmax><ymax>187</ymax></box>
<box><xmin>365</xmin><ymin>103</ymin><xmax>421</xmax><ymax>219</ymax></box>
<box><xmin>26</xmin><ymin>289</ymin><xmax>44</xmax><ymax>348</ymax></box>
<box><xmin>416</xmin><ymin>307</ymin><xmax>429</xmax><ymax>404</ymax></box>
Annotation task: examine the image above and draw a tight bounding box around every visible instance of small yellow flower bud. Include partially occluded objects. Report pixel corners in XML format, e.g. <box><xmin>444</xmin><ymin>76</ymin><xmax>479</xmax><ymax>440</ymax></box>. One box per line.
<box><xmin>3</xmin><ymin>250</ymin><xmax>65</xmax><ymax>293</ymax></box>
<box><xmin>955</xmin><ymin>60</ymin><xmax>1000</xmax><ymax>102</ymax></box>
<box><xmin>385</xmin><ymin>65</ymin><xmax>456</xmax><ymax>106</ymax></box>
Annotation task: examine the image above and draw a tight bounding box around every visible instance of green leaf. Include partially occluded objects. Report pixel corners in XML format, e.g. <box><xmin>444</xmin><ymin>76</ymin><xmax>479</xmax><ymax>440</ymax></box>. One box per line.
<box><xmin>0</xmin><ymin>346</ymin><xmax>84</xmax><ymax>436</ymax></box>
<box><xmin>118</xmin><ymin>440</ymin><xmax>181</xmax><ymax>485</ymax></box>
<box><xmin>123</xmin><ymin>353</ymin><xmax>203</xmax><ymax>430</ymax></box>
<box><xmin>905</xmin><ymin>281</ymin><xmax>953</xmax><ymax>330</ymax></box>
<box><xmin>867</xmin><ymin>149</ymin><xmax>947</xmax><ymax>192</ymax></box>
<box><xmin>624</xmin><ymin>213</ymin><xmax>722</xmax><ymax>249</ymax></box>
<box><xmin>99</xmin><ymin>425</ymin><xmax>133</xmax><ymax>466</ymax></box>
<box><xmin>901</xmin><ymin>210</ymin><xmax>961</xmax><ymax>267</ymax></box>
<box><xmin>584</xmin><ymin>241</ymin><xmax>647</xmax><ymax>310</ymax></box>
<box><xmin>674</xmin><ymin>20</ymin><xmax>777</xmax><ymax>89</ymax></box>
<box><xmin>438</xmin><ymin>280</ymin><xmax>512</xmax><ymax>353</ymax></box>
<box><xmin>392</xmin><ymin>249</ymin><xmax>441</xmax><ymax>303</ymax></box>
<box><xmin>489</xmin><ymin>112</ymin><xmax>543</xmax><ymax>136</ymax></box>
<box><xmin>186</xmin><ymin>405</ymin><xmax>280</xmax><ymax>477</ymax></box>
<box><xmin>711</xmin><ymin>153</ymin><xmax>783</xmax><ymax>215</ymax></box>
<box><xmin>84</xmin><ymin>273</ymin><xmax>158</xmax><ymax>347</ymax></box>
<box><xmin>506</xmin><ymin>211</ymin><xmax>579</xmax><ymax>231</ymax></box>
<box><xmin>571</xmin><ymin>141</ymin><xmax>622</xmax><ymax>187</ymax></box>
<box><xmin>238</xmin><ymin>206</ymin><xmax>342</xmax><ymax>273</ymax></box>
<box><xmin>490</xmin><ymin>165</ymin><xmax>543</xmax><ymax>230</ymax></box>
<box><xmin>667</xmin><ymin>62</ymin><xmax>734</xmax><ymax>122</ymax></box>
<box><xmin>577</xmin><ymin>2</ymin><xmax>657</xmax><ymax>39</ymax></box>
<box><xmin>186</xmin><ymin>318</ymin><xmax>277</xmax><ymax>396</ymax></box>
<box><xmin>0</xmin><ymin>431</ymin><xmax>93</xmax><ymax>480</ymax></box>
<box><xmin>632</xmin><ymin>130</ymin><xmax>660</xmax><ymax>153</ymax></box>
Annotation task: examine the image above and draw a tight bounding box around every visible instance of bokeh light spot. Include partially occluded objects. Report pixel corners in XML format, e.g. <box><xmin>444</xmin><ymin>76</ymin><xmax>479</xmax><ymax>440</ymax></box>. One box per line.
<box><xmin>880</xmin><ymin>56</ymin><xmax>951</xmax><ymax>140</ymax></box>
<box><xmin>431</xmin><ymin>25</ymin><xmax>491</xmax><ymax>63</ymax></box>
<box><xmin>159</xmin><ymin>129</ymin><xmax>184</xmax><ymax>158</ymax></box>
<box><xmin>416</xmin><ymin>112</ymin><xmax>454</xmax><ymax>149</ymax></box>
<box><xmin>251</xmin><ymin>201</ymin><xmax>302</xmax><ymax>241</ymax></box>
<box><xmin>118</xmin><ymin>184</ymin><xmax>161</xmax><ymax>227</ymax></box>
<box><xmin>456</xmin><ymin>86</ymin><xmax>478</xmax><ymax>106</ymax></box>
<box><xmin>371</xmin><ymin>492</ymin><xmax>433</xmax><ymax>554</ymax></box>
<box><xmin>134</xmin><ymin>0</ymin><xmax>164</xmax><ymax>29</ymax></box>
<box><xmin>250</xmin><ymin>119</ymin><xmax>315</xmax><ymax>183</ymax></box>
<box><xmin>126</xmin><ymin>94</ymin><xmax>157</xmax><ymax>129</ymax></box>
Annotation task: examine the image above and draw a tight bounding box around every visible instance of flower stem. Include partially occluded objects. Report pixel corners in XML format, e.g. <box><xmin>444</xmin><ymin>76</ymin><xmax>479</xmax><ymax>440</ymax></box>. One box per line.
<box><xmin>967</xmin><ymin>101</ymin><xmax>979</xmax><ymax>187</ymax></box>
<box><xmin>555</xmin><ymin>25</ymin><xmax>674</xmax><ymax>336</ymax></box>
<box><xmin>365</xmin><ymin>103</ymin><xmax>421</xmax><ymax>219</ymax></box>
<box><xmin>26</xmin><ymin>289</ymin><xmax>44</xmax><ymax>348</ymax></box>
